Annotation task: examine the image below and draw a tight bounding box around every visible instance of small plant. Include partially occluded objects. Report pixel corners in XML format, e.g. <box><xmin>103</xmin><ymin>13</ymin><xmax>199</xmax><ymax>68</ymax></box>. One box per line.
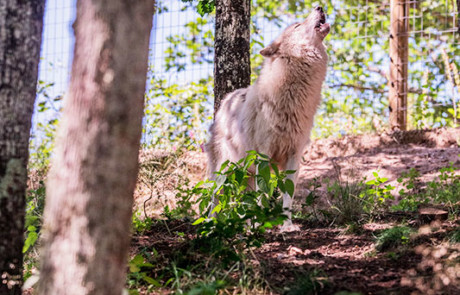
<box><xmin>326</xmin><ymin>179</ymin><xmax>367</xmax><ymax>225</ymax></box>
<box><xmin>184</xmin><ymin>280</ymin><xmax>226</xmax><ymax>295</ymax></box>
<box><xmin>360</xmin><ymin>171</ymin><xmax>395</xmax><ymax>216</ymax></box>
<box><xmin>163</xmin><ymin>179</ymin><xmax>196</xmax><ymax>221</ymax></box>
<box><xmin>132</xmin><ymin>211</ymin><xmax>154</xmax><ymax>234</ymax></box>
<box><xmin>375</xmin><ymin>226</ymin><xmax>413</xmax><ymax>252</ymax></box>
<box><xmin>448</xmin><ymin>228</ymin><xmax>460</xmax><ymax>244</ymax></box>
<box><xmin>425</xmin><ymin>162</ymin><xmax>460</xmax><ymax>215</ymax></box>
<box><xmin>191</xmin><ymin>151</ymin><xmax>289</xmax><ymax>264</ymax></box>
<box><xmin>23</xmin><ymin>179</ymin><xmax>46</xmax><ymax>280</ymax></box>
<box><xmin>299</xmin><ymin>177</ymin><xmax>322</xmax><ymax>220</ymax></box>
<box><xmin>127</xmin><ymin>254</ymin><xmax>161</xmax><ymax>294</ymax></box>
<box><xmin>287</xmin><ymin>270</ymin><xmax>328</xmax><ymax>295</ymax></box>
<box><xmin>392</xmin><ymin>168</ymin><xmax>426</xmax><ymax>212</ymax></box>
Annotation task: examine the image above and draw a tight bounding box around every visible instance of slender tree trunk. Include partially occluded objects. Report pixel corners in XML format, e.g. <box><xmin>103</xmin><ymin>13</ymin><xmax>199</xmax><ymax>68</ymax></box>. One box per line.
<box><xmin>213</xmin><ymin>0</ymin><xmax>251</xmax><ymax>114</ymax></box>
<box><xmin>0</xmin><ymin>1</ymin><xmax>45</xmax><ymax>294</ymax></box>
<box><xmin>38</xmin><ymin>1</ymin><xmax>154</xmax><ymax>294</ymax></box>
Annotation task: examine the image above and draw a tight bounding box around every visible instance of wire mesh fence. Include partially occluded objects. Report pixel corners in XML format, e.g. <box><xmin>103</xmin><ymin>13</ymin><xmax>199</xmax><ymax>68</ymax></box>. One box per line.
<box><xmin>33</xmin><ymin>0</ymin><xmax>460</xmax><ymax>148</ymax></box>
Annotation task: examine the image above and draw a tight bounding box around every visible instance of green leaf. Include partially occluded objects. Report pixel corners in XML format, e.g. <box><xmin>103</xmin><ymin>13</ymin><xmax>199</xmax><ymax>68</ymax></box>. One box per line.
<box><xmin>305</xmin><ymin>192</ymin><xmax>315</xmax><ymax>206</ymax></box>
<box><xmin>211</xmin><ymin>203</ymin><xmax>222</xmax><ymax>215</ymax></box>
<box><xmin>130</xmin><ymin>254</ymin><xmax>144</xmax><ymax>266</ymax></box>
<box><xmin>285</xmin><ymin>179</ymin><xmax>295</xmax><ymax>197</ymax></box>
<box><xmin>192</xmin><ymin>217</ymin><xmax>206</xmax><ymax>225</ymax></box>
<box><xmin>23</xmin><ymin>232</ymin><xmax>38</xmax><ymax>253</ymax></box>
<box><xmin>278</xmin><ymin>180</ymin><xmax>286</xmax><ymax>193</ymax></box>
<box><xmin>257</xmin><ymin>176</ymin><xmax>270</xmax><ymax>194</ymax></box>
<box><xmin>142</xmin><ymin>275</ymin><xmax>161</xmax><ymax>287</ymax></box>
<box><xmin>235</xmin><ymin>169</ymin><xmax>245</xmax><ymax>184</ymax></box>
<box><xmin>258</xmin><ymin>161</ymin><xmax>271</xmax><ymax>184</ymax></box>
<box><xmin>214</xmin><ymin>174</ymin><xmax>226</xmax><ymax>193</ymax></box>
<box><xmin>270</xmin><ymin>163</ymin><xmax>280</xmax><ymax>177</ymax></box>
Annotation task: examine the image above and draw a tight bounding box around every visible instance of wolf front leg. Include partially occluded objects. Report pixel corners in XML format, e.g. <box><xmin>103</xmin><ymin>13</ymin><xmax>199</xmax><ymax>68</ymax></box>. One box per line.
<box><xmin>280</xmin><ymin>155</ymin><xmax>301</xmax><ymax>232</ymax></box>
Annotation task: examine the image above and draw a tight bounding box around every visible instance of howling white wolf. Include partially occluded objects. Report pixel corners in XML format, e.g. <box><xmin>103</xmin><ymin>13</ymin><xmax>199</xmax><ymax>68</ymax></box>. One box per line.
<box><xmin>206</xmin><ymin>6</ymin><xmax>330</xmax><ymax>231</ymax></box>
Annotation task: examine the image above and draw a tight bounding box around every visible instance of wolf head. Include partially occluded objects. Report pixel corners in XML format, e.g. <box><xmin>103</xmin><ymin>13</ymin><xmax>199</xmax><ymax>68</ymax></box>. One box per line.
<box><xmin>260</xmin><ymin>6</ymin><xmax>330</xmax><ymax>58</ymax></box>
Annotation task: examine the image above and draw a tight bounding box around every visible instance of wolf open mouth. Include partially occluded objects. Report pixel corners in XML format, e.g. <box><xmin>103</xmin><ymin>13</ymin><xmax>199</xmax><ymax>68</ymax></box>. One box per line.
<box><xmin>319</xmin><ymin>13</ymin><xmax>326</xmax><ymax>25</ymax></box>
<box><xmin>315</xmin><ymin>10</ymin><xmax>327</xmax><ymax>28</ymax></box>
<box><xmin>315</xmin><ymin>8</ymin><xmax>330</xmax><ymax>36</ymax></box>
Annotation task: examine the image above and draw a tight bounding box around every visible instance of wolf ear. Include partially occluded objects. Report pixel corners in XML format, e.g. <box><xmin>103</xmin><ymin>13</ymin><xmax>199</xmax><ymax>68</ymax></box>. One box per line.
<box><xmin>260</xmin><ymin>41</ymin><xmax>280</xmax><ymax>57</ymax></box>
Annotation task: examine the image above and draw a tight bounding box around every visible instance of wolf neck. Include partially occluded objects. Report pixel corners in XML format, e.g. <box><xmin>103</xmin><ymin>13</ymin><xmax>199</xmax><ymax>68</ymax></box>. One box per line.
<box><xmin>254</xmin><ymin>48</ymin><xmax>328</xmax><ymax>131</ymax></box>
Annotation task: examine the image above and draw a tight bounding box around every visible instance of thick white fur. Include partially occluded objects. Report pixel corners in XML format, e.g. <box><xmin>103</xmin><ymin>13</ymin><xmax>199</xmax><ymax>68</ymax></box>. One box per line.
<box><xmin>206</xmin><ymin>8</ymin><xmax>329</xmax><ymax>231</ymax></box>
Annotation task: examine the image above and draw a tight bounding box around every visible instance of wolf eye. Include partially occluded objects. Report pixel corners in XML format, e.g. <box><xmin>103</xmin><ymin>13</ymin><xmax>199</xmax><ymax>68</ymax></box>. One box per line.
<box><xmin>294</xmin><ymin>23</ymin><xmax>301</xmax><ymax>29</ymax></box>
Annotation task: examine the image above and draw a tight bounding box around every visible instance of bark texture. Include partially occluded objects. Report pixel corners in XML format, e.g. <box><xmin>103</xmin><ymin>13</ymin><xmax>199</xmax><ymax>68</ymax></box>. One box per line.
<box><xmin>38</xmin><ymin>1</ymin><xmax>154</xmax><ymax>294</ymax></box>
<box><xmin>0</xmin><ymin>1</ymin><xmax>45</xmax><ymax>294</ymax></box>
<box><xmin>213</xmin><ymin>0</ymin><xmax>251</xmax><ymax>114</ymax></box>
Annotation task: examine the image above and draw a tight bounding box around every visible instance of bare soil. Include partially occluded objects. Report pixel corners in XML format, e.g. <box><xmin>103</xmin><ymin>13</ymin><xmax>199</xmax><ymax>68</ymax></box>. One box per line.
<box><xmin>135</xmin><ymin>128</ymin><xmax>460</xmax><ymax>215</ymax></box>
<box><xmin>132</xmin><ymin>128</ymin><xmax>460</xmax><ymax>294</ymax></box>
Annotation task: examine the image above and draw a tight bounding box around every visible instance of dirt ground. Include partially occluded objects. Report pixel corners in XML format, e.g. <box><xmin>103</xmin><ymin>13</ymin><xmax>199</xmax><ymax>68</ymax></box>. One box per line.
<box><xmin>131</xmin><ymin>217</ymin><xmax>459</xmax><ymax>294</ymax></box>
<box><xmin>132</xmin><ymin>128</ymin><xmax>460</xmax><ymax>294</ymax></box>
<box><xmin>135</xmin><ymin>128</ymin><xmax>460</xmax><ymax>215</ymax></box>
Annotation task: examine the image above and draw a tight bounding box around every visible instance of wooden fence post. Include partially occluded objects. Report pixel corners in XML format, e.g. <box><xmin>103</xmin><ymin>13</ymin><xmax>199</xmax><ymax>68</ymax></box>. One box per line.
<box><xmin>389</xmin><ymin>0</ymin><xmax>409</xmax><ymax>130</ymax></box>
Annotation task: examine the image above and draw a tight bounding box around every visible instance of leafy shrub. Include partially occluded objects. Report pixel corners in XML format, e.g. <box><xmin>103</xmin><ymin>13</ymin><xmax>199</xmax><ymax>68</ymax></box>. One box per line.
<box><xmin>391</xmin><ymin>168</ymin><xmax>426</xmax><ymax>212</ymax></box>
<box><xmin>127</xmin><ymin>254</ymin><xmax>160</xmax><ymax>294</ymax></box>
<box><xmin>163</xmin><ymin>179</ymin><xmax>196</xmax><ymax>221</ymax></box>
<box><xmin>425</xmin><ymin>162</ymin><xmax>460</xmax><ymax>214</ymax></box>
<box><xmin>191</xmin><ymin>151</ymin><xmax>290</xmax><ymax>264</ymax></box>
<box><xmin>392</xmin><ymin>163</ymin><xmax>460</xmax><ymax>215</ymax></box>
<box><xmin>132</xmin><ymin>211</ymin><xmax>155</xmax><ymax>234</ymax></box>
<box><xmin>23</xmin><ymin>179</ymin><xmax>46</xmax><ymax>280</ymax></box>
<box><xmin>360</xmin><ymin>171</ymin><xmax>395</xmax><ymax>215</ymax></box>
<box><xmin>324</xmin><ymin>170</ymin><xmax>394</xmax><ymax>224</ymax></box>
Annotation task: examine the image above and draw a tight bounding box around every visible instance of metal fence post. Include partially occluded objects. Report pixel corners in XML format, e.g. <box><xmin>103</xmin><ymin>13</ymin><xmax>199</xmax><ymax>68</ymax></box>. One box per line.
<box><xmin>389</xmin><ymin>0</ymin><xmax>409</xmax><ymax>130</ymax></box>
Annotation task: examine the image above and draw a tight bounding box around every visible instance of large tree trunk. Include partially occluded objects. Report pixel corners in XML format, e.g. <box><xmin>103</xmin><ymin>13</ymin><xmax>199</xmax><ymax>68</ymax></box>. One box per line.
<box><xmin>38</xmin><ymin>1</ymin><xmax>154</xmax><ymax>294</ymax></box>
<box><xmin>213</xmin><ymin>0</ymin><xmax>251</xmax><ymax>114</ymax></box>
<box><xmin>0</xmin><ymin>1</ymin><xmax>45</xmax><ymax>294</ymax></box>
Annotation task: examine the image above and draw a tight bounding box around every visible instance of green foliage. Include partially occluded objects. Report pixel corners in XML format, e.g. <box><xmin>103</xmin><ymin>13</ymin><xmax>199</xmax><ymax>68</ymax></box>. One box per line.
<box><xmin>132</xmin><ymin>211</ymin><xmax>155</xmax><ymax>234</ymax></box>
<box><xmin>392</xmin><ymin>162</ymin><xmax>460</xmax><ymax>214</ymax></box>
<box><xmin>164</xmin><ymin>0</ymin><xmax>459</xmax><ymax>139</ymax></box>
<box><xmin>163</xmin><ymin>180</ymin><xmax>196</xmax><ymax>221</ymax></box>
<box><xmin>360</xmin><ymin>171</ymin><xmax>395</xmax><ymax>215</ymax></box>
<box><xmin>448</xmin><ymin>228</ymin><xmax>460</xmax><ymax>244</ymax></box>
<box><xmin>375</xmin><ymin>226</ymin><xmax>413</xmax><ymax>252</ymax></box>
<box><xmin>184</xmin><ymin>280</ymin><xmax>225</xmax><ymax>295</ymax></box>
<box><xmin>322</xmin><ymin>170</ymin><xmax>396</xmax><ymax>224</ymax></box>
<box><xmin>325</xmin><ymin>178</ymin><xmax>367</xmax><ymax>224</ymax></box>
<box><xmin>143</xmin><ymin>75</ymin><xmax>213</xmax><ymax>150</ymax></box>
<box><xmin>392</xmin><ymin>168</ymin><xmax>426</xmax><ymax>212</ymax></box>
<box><xmin>29</xmin><ymin>80</ymin><xmax>60</xmax><ymax>168</ymax></box>
<box><xmin>181</xmin><ymin>0</ymin><xmax>215</xmax><ymax>16</ymax></box>
<box><xmin>127</xmin><ymin>254</ymin><xmax>161</xmax><ymax>294</ymax></box>
<box><xmin>23</xmin><ymin>179</ymin><xmax>46</xmax><ymax>280</ymax></box>
<box><xmin>425</xmin><ymin>162</ymin><xmax>460</xmax><ymax>215</ymax></box>
<box><xmin>287</xmin><ymin>270</ymin><xmax>328</xmax><ymax>295</ymax></box>
<box><xmin>190</xmin><ymin>152</ymin><xmax>289</xmax><ymax>264</ymax></box>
